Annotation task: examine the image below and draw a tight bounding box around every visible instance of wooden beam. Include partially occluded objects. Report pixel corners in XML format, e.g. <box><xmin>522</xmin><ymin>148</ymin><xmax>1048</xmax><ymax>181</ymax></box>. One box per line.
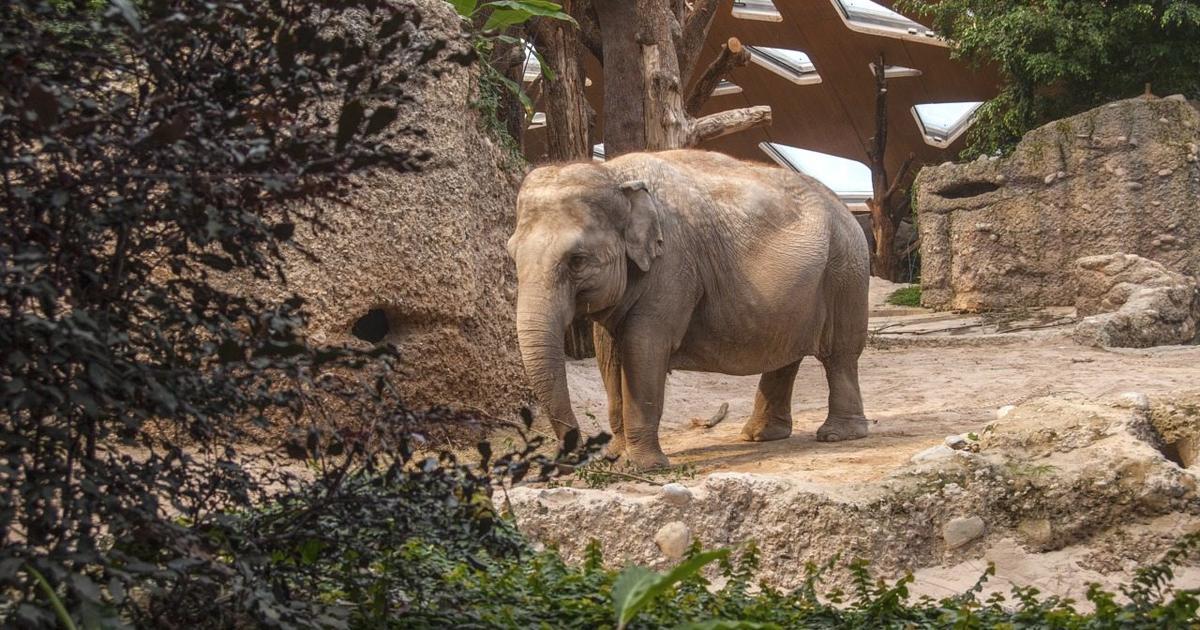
<box><xmin>684</xmin><ymin>37</ymin><xmax>751</xmax><ymax>116</ymax></box>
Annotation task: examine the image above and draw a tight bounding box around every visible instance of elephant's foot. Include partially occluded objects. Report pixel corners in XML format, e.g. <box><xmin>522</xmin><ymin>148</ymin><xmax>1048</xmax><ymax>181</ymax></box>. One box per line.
<box><xmin>624</xmin><ymin>447</ymin><xmax>670</xmax><ymax>471</ymax></box>
<box><xmin>740</xmin><ymin>416</ymin><xmax>793</xmax><ymax>442</ymax></box>
<box><xmin>815</xmin><ymin>415</ymin><xmax>869</xmax><ymax>442</ymax></box>
<box><xmin>604</xmin><ymin>435</ymin><xmax>626</xmax><ymax>459</ymax></box>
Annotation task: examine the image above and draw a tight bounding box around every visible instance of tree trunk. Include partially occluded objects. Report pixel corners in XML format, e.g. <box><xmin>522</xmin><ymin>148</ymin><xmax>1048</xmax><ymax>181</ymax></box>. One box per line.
<box><xmin>531</xmin><ymin>10</ymin><xmax>590</xmax><ymax>161</ymax></box>
<box><xmin>866</xmin><ymin>53</ymin><xmax>913</xmax><ymax>282</ymax></box>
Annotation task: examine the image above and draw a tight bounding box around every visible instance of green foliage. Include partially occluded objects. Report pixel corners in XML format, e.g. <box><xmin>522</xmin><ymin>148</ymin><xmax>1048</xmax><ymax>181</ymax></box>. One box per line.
<box><xmin>886</xmin><ymin>286</ymin><xmax>922</xmax><ymax>307</ymax></box>
<box><xmin>381</xmin><ymin>529</ymin><xmax>1200</xmax><ymax>628</ymax></box>
<box><xmin>899</xmin><ymin>0</ymin><xmax>1200</xmax><ymax>157</ymax></box>
<box><xmin>614</xmin><ymin>549</ymin><xmax>730</xmax><ymax>629</ymax></box>
<box><xmin>450</xmin><ymin>0</ymin><xmax>574</xmax><ymax>162</ymax></box>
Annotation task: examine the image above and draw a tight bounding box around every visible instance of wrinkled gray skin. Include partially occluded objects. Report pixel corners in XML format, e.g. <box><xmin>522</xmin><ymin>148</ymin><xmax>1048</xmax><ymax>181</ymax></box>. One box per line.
<box><xmin>508</xmin><ymin>150</ymin><xmax>870</xmax><ymax>469</ymax></box>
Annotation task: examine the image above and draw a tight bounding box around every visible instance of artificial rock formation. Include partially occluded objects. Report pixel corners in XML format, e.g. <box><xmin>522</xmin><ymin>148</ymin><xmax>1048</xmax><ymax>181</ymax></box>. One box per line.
<box><xmin>258</xmin><ymin>0</ymin><xmax>530</xmax><ymax>417</ymax></box>
<box><xmin>916</xmin><ymin>96</ymin><xmax>1200</xmax><ymax>311</ymax></box>
<box><xmin>1072</xmin><ymin>253</ymin><xmax>1200</xmax><ymax>348</ymax></box>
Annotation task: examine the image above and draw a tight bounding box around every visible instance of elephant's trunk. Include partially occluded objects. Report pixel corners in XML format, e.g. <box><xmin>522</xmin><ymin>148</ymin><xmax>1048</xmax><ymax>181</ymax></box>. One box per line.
<box><xmin>515</xmin><ymin>290</ymin><xmax>579</xmax><ymax>439</ymax></box>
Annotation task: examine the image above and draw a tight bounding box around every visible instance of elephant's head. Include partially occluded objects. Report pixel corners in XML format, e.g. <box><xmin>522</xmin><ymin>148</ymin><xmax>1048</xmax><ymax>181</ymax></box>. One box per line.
<box><xmin>507</xmin><ymin>162</ymin><xmax>663</xmax><ymax>438</ymax></box>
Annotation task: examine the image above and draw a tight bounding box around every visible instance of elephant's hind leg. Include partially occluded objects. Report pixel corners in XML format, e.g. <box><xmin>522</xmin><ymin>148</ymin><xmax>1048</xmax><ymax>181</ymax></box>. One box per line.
<box><xmin>594</xmin><ymin>323</ymin><xmax>625</xmax><ymax>458</ymax></box>
<box><xmin>815</xmin><ymin>352</ymin><xmax>869</xmax><ymax>442</ymax></box>
<box><xmin>740</xmin><ymin>360</ymin><xmax>801</xmax><ymax>442</ymax></box>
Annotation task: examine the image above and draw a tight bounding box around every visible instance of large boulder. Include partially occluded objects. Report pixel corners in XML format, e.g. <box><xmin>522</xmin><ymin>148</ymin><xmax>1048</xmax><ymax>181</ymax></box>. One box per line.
<box><xmin>257</xmin><ymin>0</ymin><xmax>530</xmax><ymax>417</ymax></box>
<box><xmin>915</xmin><ymin>96</ymin><xmax>1200</xmax><ymax>311</ymax></box>
<box><xmin>1072</xmin><ymin>253</ymin><xmax>1200</xmax><ymax>348</ymax></box>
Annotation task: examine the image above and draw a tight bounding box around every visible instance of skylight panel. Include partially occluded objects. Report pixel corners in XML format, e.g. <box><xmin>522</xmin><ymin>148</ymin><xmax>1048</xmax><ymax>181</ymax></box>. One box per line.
<box><xmin>760</xmin><ymin>143</ymin><xmax>873</xmax><ymax>203</ymax></box>
<box><xmin>712</xmin><ymin>80</ymin><xmax>743</xmax><ymax>96</ymax></box>
<box><xmin>911</xmin><ymin>101</ymin><xmax>983</xmax><ymax>148</ymax></box>
<box><xmin>732</xmin><ymin>0</ymin><xmax>782</xmax><ymax>22</ymax></box>
<box><xmin>831</xmin><ymin>0</ymin><xmax>943</xmax><ymax>45</ymax></box>
<box><xmin>882</xmin><ymin>65</ymin><xmax>922</xmax><ymax>79</ymax></box>
<box><xmin>746</xmin><ymin>46</ymin><xmax>821</xmax><ymax>85</ymax></box>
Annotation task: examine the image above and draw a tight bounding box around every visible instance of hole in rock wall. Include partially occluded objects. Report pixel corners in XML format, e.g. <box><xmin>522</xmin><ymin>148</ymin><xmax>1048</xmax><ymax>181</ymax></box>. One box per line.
<box><xmin>351</xmin><ymin>308</ymin><xmax>390</xmax><ymax>344</ymax></box>
<box><xmin>1161</xmin><ymin>437</ymin><xmax>1197</xmax><ymax>468</ymax></box>
<box><xmin>936</xmin><ymin>180</ymin><xmax>1000</xmax><ymax>199</ymax></box>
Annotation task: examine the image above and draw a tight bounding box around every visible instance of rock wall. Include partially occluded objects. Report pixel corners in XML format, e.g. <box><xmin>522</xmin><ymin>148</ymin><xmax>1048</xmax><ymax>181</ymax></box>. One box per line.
<box><xmin>261</xmin><ymin>0</ymin><xmax>531</xmax><ymax>417</ymax></box>
<box><xmin>915</xmin><ymin>96</ymin><xmax>1200</xmax><ymax>311</ymax></box>
<box><xmin>509</xmin><ymin>394</ymin><xmax>1200</xmax><ymax>592</ymax></box>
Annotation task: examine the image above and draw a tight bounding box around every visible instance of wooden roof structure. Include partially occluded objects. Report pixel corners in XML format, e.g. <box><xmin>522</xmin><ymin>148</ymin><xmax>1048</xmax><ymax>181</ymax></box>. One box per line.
<box><xmin>527</xmin><ymin>0</ymin><xmax>998</xmax><ymax>188</ymax></box>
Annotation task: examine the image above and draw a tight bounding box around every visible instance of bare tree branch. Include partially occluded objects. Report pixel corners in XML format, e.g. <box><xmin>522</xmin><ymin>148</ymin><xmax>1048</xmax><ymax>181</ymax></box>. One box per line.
<box><xmin>677</xmin><ymin>0</ymin><xmax>722</xmax><ymax>82</ymax></box>
<box><xmin>684</xmin><ymin>37</ymin><xmax>750</xmax><ymax>116</ymax></box>
<box><xmin>689</xmin><ymin>105</ymin><xmax>772</xmax><ymax>144</ymax></box>
<box><xmin>884</xmin><ymin>152</ymin><xmax>916</xmax><ymax>202</ymax></box>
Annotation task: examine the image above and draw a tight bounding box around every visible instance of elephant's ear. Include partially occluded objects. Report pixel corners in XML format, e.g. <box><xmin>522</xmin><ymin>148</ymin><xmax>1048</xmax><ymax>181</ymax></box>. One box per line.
<box><xmin>618</xmin><ymin>180</ymin><xmax>663</xmax><ymax>272</ymax></box>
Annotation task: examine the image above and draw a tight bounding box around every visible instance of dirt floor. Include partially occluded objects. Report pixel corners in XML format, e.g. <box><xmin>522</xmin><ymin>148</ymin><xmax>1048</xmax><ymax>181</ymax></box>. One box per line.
<box><xmin>564</xmin><ymin>281</ymin><xmax>1200</xmax><ymax>485</ymax></box>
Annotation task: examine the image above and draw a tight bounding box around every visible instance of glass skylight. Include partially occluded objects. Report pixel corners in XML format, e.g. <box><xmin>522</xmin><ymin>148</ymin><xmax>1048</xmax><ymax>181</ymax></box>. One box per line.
<box><xmin>732</xmin><ymin>0</ymin><xmax>782</xmax><ymax>22</ymax></box>
<box><xmin>712</xmin><ymin>80</ymin><xmax>743</xmax><ymax>96</ymax></box>
<box><xmin>746</xmin><ymin>46</ymin><xmax>821</xmax><ymax>85</ymax></box>
<box><xmin>882</xmin><ymin>65</ymin><xmax>922</xmax><ymax>79</ymax></box>
<box><xmin>760</xmin><ymin>143</ymin><xmax>873</xmax><ymax>203</ymax></box>
<box><xmin>911</xmin><ymin>101</ymin><xmax>982</xmax><ymax>148</ymax></box>
<box><xmin>831</xmin><ymin>0</ymin><xmax>941</xmax><ymax>44</ymax></box>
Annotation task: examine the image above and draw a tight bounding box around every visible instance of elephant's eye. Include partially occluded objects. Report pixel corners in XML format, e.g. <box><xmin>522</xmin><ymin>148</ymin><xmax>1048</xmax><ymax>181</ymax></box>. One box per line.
<box><xmin>567</xmin><ymin>253</ymin><xmax>589</xmax><ymax>273</ymax></box>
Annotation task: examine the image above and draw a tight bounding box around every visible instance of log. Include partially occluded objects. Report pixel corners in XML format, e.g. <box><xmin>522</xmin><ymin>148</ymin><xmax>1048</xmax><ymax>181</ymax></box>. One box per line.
<box><xmin>684</xmin><ymin>37</ymin><xmax>751</xmax><ymax>116</ymax></box>
<box><xmin>689</xmin><ymin>105</ymin><xmax>772</xmax><ymax>144</ymax></box>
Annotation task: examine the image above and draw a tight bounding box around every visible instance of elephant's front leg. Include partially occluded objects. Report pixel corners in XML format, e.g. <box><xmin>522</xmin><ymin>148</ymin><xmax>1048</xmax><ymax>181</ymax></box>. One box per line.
<box><xmin>816</xmin><ymin>352</ymin><xmax>869</xmax><ymax>442</ymax></box>
<box><xmin>618</xmin><ymin>331</ymin><xmax>671</xmax><ymax>470</ymax></box>
<box><xmin>593</xmin><ymin>323</ymin><xmax>625</xmax><ymax>458</ymax></box>
<box><xmin>740</xmin><ymin>360</ymin><xmax>801</xmax><ymax>442</ymax></box>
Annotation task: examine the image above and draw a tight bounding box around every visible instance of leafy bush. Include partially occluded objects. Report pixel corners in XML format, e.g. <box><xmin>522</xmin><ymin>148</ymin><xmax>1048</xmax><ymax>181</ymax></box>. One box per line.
<box><xmin>374</xmin><ymin>531</ymin><xmax>1200</xmax><ymax>628</ymax></box>
<box><xmin>0</xmin><ymin>0</ymin><xmax>595</xmax><ymax>626</ymax></box>
<box><xmin>886</xmin><ymin>286</ymin><xmax>922</xmax><ymax>308</ymax></box>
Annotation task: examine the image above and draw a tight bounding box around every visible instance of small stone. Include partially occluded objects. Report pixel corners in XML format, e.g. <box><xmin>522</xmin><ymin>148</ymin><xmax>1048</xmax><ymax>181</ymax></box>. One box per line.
<box><xmin>1188</xmin><ymin>142</ymin><xmax>1198</xmax><ymax>154</ymax></box>
<box><xmin>996</xmin><ymin>405</ymin><xmax>1016</xmax><ymax>419</ymax></box>
<box><xmin>1056</xmin><ymin>170</ymin><xmax>1067</xmax><ymax>180</ymax></box>
<box><xmin>1018</xmin><ymin>519</ymin><xmax>1053</xmax><ymax>546</ymax></box>
<box><xmin>1116</xmin><ymin>135</ymin><xmax>1127</xmax><ymax>143</ymax></box>
<box><xmin>1159</xmin><ymin>117</ymin><xmax>1171</xmax><ymax>124</ymax></box>
<box><xmin>660</xmin><ymin>483</ymin><xmax>692</xmax><ymax>506</ymax></box>
<box><xmin>1113</xmin><ymin>167</ymin><xmax>1128</xmax><ymax>178</ymax></box>
<box><xmin>1117</xmin><ymin>391</ymin><xmax>1150</xmax><ymax>411</ymax></box>
<box><xmin>975</xmin><ymin>222</ymin><xmax>993</xmax><ymax>232</ymax></box>
<box><xmin>1129</xmin><ymin>137</ymin><xmax>1140</xmax><ymax>147</ymax></box>
<box><xmin>1043</xmin><ymin>173</ymin><xmax>1057</xmax><ymax>185</ymax></box>
<box><xmin>654</xmin><ymin>521</ymin><xmax>691</xmax><ymax>560</ymax></box>
<box><xmin>1166</xmin><ymin>94</ymin><xmax>1187</xmax><ymax>102</ymax></box>
<box><xmin>943</xmin><ymin>516</ymin><xmax>986</xmax><ymax>549</ymax></box>
<box><xmin>989</xmin><ymin>233</ymin><xmax>999</xmax><ymax>242</ymax></box>
<box><xmin>1187</xmin><ymin>154</ymin><xmax>1197</xmax><ymax>163</ymax></box>
<box><xmin>1152</xmin><ymin>201</ymin><xmax>1162</xmax><ymax>207</ymax></box>
<box><xmin>911</xmin><ymin>444</ymin><xmax>955</xmax><ymax>464</ymax></box>
<box><xmin>944</xmin><ymin>435</ymin><xmax>969</xmax><ymax>450</ymax></box>
<box><xmin>1159</xmin><ymin>169</ymin><xmax>1173</xmax><ymax>177</ymax></box>
<box><xmin>994</xmin><ymin>174</ymin><xmax>1007</xmax><ymax>185</ymax></box>
<box><xmin>1126</xmin><ymin>181</ymin><xmax>1144</xmax><ymax>191</ymax></box>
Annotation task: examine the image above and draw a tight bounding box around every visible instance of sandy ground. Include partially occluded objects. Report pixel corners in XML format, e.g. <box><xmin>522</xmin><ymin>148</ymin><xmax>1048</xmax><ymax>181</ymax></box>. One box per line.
<box><xmin>564</xmin><ymin>284</ymin><xmax>1200</xmax><ymax>486</ymax></box>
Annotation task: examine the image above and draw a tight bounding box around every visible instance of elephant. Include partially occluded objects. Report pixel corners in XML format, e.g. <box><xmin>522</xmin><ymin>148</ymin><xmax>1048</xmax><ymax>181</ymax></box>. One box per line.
<box><xmin>507</xmin><ymin>149</ymin><xmax>871</xmax><ymax>469</ymax></box>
